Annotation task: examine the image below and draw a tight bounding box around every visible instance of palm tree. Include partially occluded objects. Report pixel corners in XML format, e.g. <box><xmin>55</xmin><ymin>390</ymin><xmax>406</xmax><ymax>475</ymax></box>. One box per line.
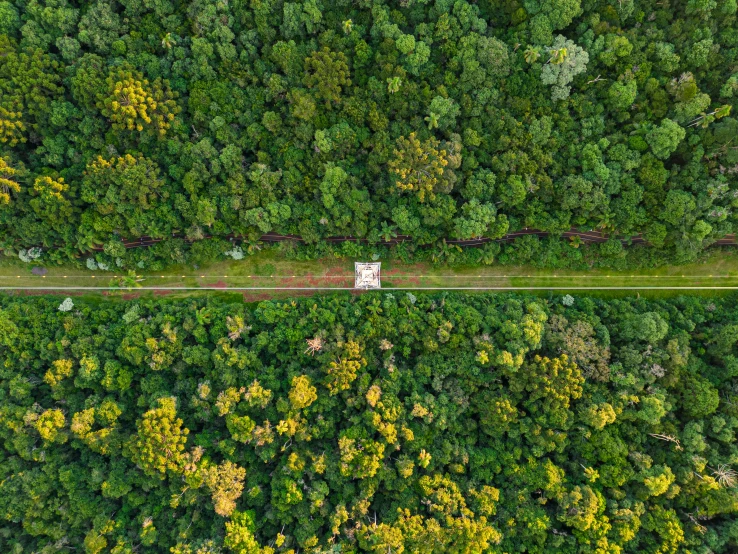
<box><xmin>380</xmin><ymin>222</ymin><xmax>397</xmax><ymax>242</ymax></box>
<box><xmin>431</xmin><ymin>240</ymin><xmax>462</xmax><ymax>264</ymax></box>
<box><xmin>366</xmin><ymin>298</ymin><xmax>383</xmax><ymax>316</ymax></box>
<box><xmin>548</xmin><ymin>47</ymin><xmax>568</xmax><ymax>65</ymax></box>
<box><xmin>196</xmin><ymin>307</ymin><xmax>212</xmax><ymax>326</ymax></box>
<box><xmin>596</xmin><ymin>211</ymin><xmax>616</xmax><ymax>234</ymax></box>
<box><xmin>424</xmin><ymin>112</ymin><xmax>439</xmax><ymax>130</ymax></box>
<box><xmin>161</xmin><ymin>33</ymin><xmax>174</xmax><ymax>49</ymax></box>
<box><xmin>387</xmin><ymin>76</ymin><xmax>401</xmax><ymax>94</ymax></box>
<box><xmin>112</xmin><ymin>270</ymin><xmax>144</xmax><ymax>290</ymax></box>
<box><xmin>245</xmin><ymin>239</ymin><xmax>263</xmax><ymax>255</ymax></box>
<box><xmin>524</xmin><ymin>46</ymin><xmax>541</xmax><ymax>64</ymax></box>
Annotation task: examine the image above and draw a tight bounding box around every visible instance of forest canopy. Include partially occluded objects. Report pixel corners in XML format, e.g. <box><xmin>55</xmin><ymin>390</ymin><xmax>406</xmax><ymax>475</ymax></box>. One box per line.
<box><xmin>0</xmin><ymin>292</ymin><xmax>737</xmax><ymax>552</ymax></box>
<box><xmin>0</xmin><ymin>0</ymin><xmax>737</xmax><ymax>268</ymax></box>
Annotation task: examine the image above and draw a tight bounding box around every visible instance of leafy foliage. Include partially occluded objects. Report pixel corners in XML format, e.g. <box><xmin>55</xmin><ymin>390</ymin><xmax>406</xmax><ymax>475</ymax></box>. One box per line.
<box><xmin>0</xmin><ymin>0</ymin><xmax>736</xmax><ymax>268</ymax></box>
<box><xmin>97</xmin><ymin>67</ymin><xmax>179</xmax><ymax>136</ymax></box>
<box><xmin>0</xmin><ymin>293</ymin><xmax>737</xmax><ymax>552</ymax></box>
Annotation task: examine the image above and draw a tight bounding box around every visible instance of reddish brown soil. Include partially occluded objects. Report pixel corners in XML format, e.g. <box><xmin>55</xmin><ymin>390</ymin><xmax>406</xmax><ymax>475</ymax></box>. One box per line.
<box><xmin>10</xmin><ymin>290</ymin><xmax>86</xmax><ymax>297</ymax></box>
<box><xmin>242</xmin><ymin>290</ymin><xmax>320</xmax><ymax>302</ymax></box>
<box><xmin>203</xmin><ymin>280</ymin><xmax>228</xmax><ymax>289</ymax></box>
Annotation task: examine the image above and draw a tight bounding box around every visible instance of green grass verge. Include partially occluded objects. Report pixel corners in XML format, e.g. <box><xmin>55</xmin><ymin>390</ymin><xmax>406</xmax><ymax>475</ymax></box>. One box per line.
<box><xmin>1</xmin><ymin>248</ymin><xmax>738</xmax><ymax>299</ymax></box>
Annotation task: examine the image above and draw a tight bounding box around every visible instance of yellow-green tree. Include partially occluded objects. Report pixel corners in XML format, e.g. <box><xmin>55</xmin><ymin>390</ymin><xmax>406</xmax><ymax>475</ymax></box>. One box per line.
<box><xmin>31</xmin><ymin>175</ymin><xmax>74</xmax><ymax>224</ymax></box>
<box><xmin>303</xmin><ymin>47</ymin><xmax>351</xmax><ymax>106</ymax></box>
<box><xmin>0</xmin><ymin>44</ymin><xmax>62</xmax><ymax>131</ymax></box>
<box><xmin>201</xmin><ymin>460</ymin><xmax>247</xmax><ymax>517</ymax></box>
<box><xmin>43</xmin><ymin>359</ymin><xmax>74</xmax><ymax>387</ymax></box>
<box><xmin>510</xmin><ymin>354</ymin><xmax>584</xmax><ymax>428</ymax></box>
<box><xmin>557</xmin><ymin>485</ymin><xmax>601</xmax><ymax>532</ymax></box>
<box><xmin>388</xmin><ymin>132</ymin><xmax>451</xmax><ymax>202</ymax></box>
<box><xmin>35</xmin><ymin>408</ymin><xmax>66</xmax><ymax>443</ymax></box>
<box><xmin>97</xmin><ymin>67</ymin><xmax>179</xmax><ymax>136</ymax></box>
<box><xmin>0</xmin><ymin>101</ymin><xmax>25</xmax><ymax>147</ymax></box>
<box><xmin>0</xmin><ymin>156</ymin><xmax>20</xmax><ymax>205</ymax></box>
<box><xmin>125</xmin><ymin>397</ymin><xmax>189</xmax><ymax>477</ymax></box>
<box><xmin>224</xmin><ymin>511</ymin><xmax>262</xmax><ymax>553</ymax></box>
<box><xmin>325</xmin><ymin>340</ymin><xmax>366</xmax><ymax>394</ymax></box>
<box><xmin>288</xmin><ymin>375</ymin><xmax>317</xmax><ymax>409</ymax></box>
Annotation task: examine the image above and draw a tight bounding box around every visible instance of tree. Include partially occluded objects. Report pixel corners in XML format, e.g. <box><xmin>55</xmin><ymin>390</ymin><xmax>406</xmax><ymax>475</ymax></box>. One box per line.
<box><xmin>608</xmin><ymin>78</ymin><xmax>638</xmax><ymax>111</ymax></box>
<box><xmin>389</xmin><ymin>133</ymin><xmax>455</xmax><ymax>202</ymax></box>
<box><xmin>478</xmin><ymin>393</ymin><xmax>519</xmax><ymax>436</ymax></box>
<box><xmin>558</xmin><ymin>175</ymin><xmax>607</xmax><ymax>221</ymax></box>
<box><xmin>477</xmin><ymin>36</ymin><xmax>511</xmax><ymax>78</ymax></box>
<box><xmin>525</xmin><ymin>0</ymin><xmax>582</xmax><ymax>35</ymax></box>
<box><xmin>44</xmin><ymin>358</ymin><xmax>73</xmax><ymax>386</ymax></box>
<box><xmin>681</xmin><ymin>375</ymin><xmax>720</xmax><ymax>418</ymax></box>
<box><xmin>525</xmin><ymin>45</ymin><xmax>542</xmax><ymax>63</ymax></box>
<box><xmin>288</xmin><ymin>88</ymin><xmax>316</xmax><ymax>120</ymax></box>
<box><xmin>224</xmin><ymin>511</ymin><xmax>261</xmax><ymax>553</ymax></box>
<box><xmin>325</xmin><ymin>340</ymin><xmax>366</xmax><ymax>394</ymax></box>
<box><xmin>645</xmin><ymin>118</ymin><xmax>686</xmax><ymax>160</ymax></box>
<box><xmin>288</xmin><ymin>375</ymin><xmax>317</xmax><ymax>409</ymax></box>
<box><xmin>641</xmin><ymin>507</ymin><xmax>685</xmax><ymax>554</ymax></box>
<box><xmin>125</xmin><ymin>397</ymin><xmax>189</xmax><ymax>477</ymax></box>
<box><xmin>540</xmin><ymin>35</ymin><xmax>589</xmax><ymax>101</ymax></box>
<box><xmin>452</xmin><ymin>199</ymin><xmax>498</xmax><ymax>239</ymax></box>
<box><xmin>34</xmin><ymin>408</ymin><xmax>66</xmax><ymax>443</ymax></box>
<box><xmin>500</xmin><ymin>175</ymin><xmax>527</xmax><ymax>208</ymax></box>
<box><xmin>201</xmin><ymin>460</ymin><xmax>247</xmax><ymax>517</ymax></box>
<box><xmin>319</xmin><ymin>163</ymin><xmax>348</xmax><ymax>209</ymax></box>
<box><xmin>80</xmin><ymin>154</ymin><xmax>169</xmax><ymax>238</ymax></box>
<box><xmin>510</xmin><ymin>354</ymin><xmax>584</xmax><ymax>427</ymax></box>
<box><xmin>387</xmin><ymin>76</ymin><xmax>401</xmax><ymax>93</ymax></box>
<box><xmin>0</xmin><ymin>101</ymin><xmax>25</xmax><ymax>146</ymax></box>
<box><xmin>621</xmin><ymin>311</ymin><xmax>669</xmax><ymax>343</ymax></box>
<box><xmin>30</xmin><ymin>175</ymin><xmax>74</xmax><ymax>225</ymax></box>
<box><xmin>426</xmin><ymin>96</ymin><xmax>460</xmax><ymax>130</ymax></box>
<box><xmin>687</xmin><ymin>105</ymin><xmax>732</xmax><ymax>129</ymax></box>
<box><xmin>0</xmin><ymin>156</ymin><xmax>20</xmax><ymax>204</ymax></box>
<box><xmin>546</xmin><ymin>315</ymin><xmax>610</xmax><ymax>381</ymax></box>
<box><xmin>0</xmin><ymin>44</ymin><xmax>61</xmax><ymax>137</ymax></box>
<box><xmin>558</xmin><ymin>485</ymin><xmax>600</xmax><ymax>531</ymax></box>
<box><xmin>660</xmin><ymin>190</ymin><xmax>695</xmax><ymax>227</ymax></box>
<box><xmin>281</xmin><ymin>0</ymin><xmax>323</xmax><ymax>38</ymax></box>
<box><xmin>77</xmin><ymin>0</ymin><xmax>126</xmax><ymax>54</ymax></box>
<box><xmin>579</xmin><ymin>402</ymin><xmax>616</xmax><ymax>429</ymax></box>
<box><xmin>303</xmin><ymin>47</ymin><xmax>351</xmax><ymax>106</ymax></box>
<box><xmin>97</xmin><ymin>67</ymin><xmax>179</xmax><ymax>136</ymax></box>
<box><xmin>0</xmin><ymin>1</ymin><xmax>20</xmax><ymax>35</ymax></box>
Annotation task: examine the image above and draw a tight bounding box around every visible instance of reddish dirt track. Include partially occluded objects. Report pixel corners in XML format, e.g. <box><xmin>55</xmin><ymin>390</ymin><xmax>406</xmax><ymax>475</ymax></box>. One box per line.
<box><xmin>203</xmin><ymin>280</ymin><xmax>228</xmax><ymax>289</ymax></box>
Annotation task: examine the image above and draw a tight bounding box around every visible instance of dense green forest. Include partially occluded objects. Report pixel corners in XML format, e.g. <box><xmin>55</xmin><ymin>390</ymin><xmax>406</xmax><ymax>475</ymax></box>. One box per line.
<box><xmin>0</xmin><ymin>292</ymin><xmax>737</xmax><ymax>552</ymax></box>
<box><xmin>0</xmin><ymin>0</ymin><xmax>737</xmax><ymax>269</ymax></box>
